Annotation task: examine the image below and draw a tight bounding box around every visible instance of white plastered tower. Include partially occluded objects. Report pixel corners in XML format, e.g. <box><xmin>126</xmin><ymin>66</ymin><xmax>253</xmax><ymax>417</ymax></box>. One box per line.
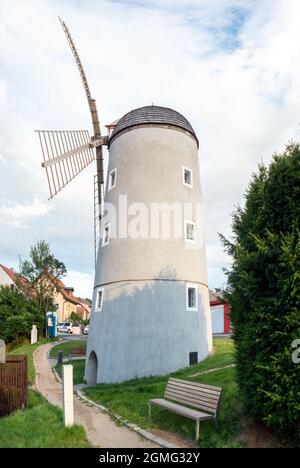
<box><xmin>85</xmin><ymin>105</ymin><xmax>212</xmax><ymax>384</ymax></box>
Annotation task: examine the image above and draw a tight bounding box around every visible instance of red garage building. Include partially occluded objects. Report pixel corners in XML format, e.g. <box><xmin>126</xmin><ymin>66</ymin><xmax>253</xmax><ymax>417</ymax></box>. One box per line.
<box><xmin>209</xmin><ymin>290</ymin><xmax>231</xmax><ymax>335</ymax></box>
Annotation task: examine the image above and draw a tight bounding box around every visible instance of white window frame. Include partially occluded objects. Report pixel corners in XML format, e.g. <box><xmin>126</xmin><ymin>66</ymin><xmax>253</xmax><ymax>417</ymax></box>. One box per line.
<box><xmin>95</xmin><ymin>287</ymin><xmax>104</xmax><ymax>312</ymax></box>
<box><xmin>108</xmin><ymin>168</ymin><xmax>117</xmax><ymax>191</ymax></box>
<box><xmin>102</xmin><ymin>223</ymin><xmax>111</xmax><ymax>247</ymax></box>
<box><xmin>183</xmin><ymin>166</ymin><xmax>193</xmax><ymax>188</ymax></box>
<box><xmin>184</xmin><ymin>220</ymin><xmax>196</xmax><ymax>243</ymax></box>
<box><xmin>186</xmin><ymin>284</ymin><xmax>198</xmax><ymax>311</ymax></box>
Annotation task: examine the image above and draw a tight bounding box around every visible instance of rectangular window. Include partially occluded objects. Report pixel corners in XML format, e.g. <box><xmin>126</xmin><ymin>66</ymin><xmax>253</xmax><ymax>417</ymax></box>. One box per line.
<box><xmin>189</xmin><ymin>352</ymin><xmax>198</xmax><ymax>366</ymax></box>
<box><xmin>95</xmin><ymin>288</ymin><xmax>104</xmax><ymax>312</ymax></box>
<box><xmin>183</xmin><ymin>166</ymin><xmax>193</xmax><ymax>188</ymax></box>
<box><xmin>108</xmin><ymin>168</ymin><xmax>117</xmax><ymax>191</ymax></box>
<box><xmin>186</xmin><ymin>284</ymin><xmax>198</xmax><ymax>311</ymax></box>
<box><xmin>102</xmin><ymin>223</ymin><xmax>110</xmax><ymax>247</ymax></box>
<box><xmin>184</xmin><ymin>220</ymin><xmax>196</xmax><ymax>242</ymax></box>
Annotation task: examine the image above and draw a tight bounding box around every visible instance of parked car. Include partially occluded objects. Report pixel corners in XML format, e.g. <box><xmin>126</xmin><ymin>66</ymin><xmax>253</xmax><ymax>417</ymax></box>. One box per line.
<box><xmin>57</xmin><ymin>322</ymin><xmax>73</xmax><ymax>334</ymax></box>
<box><xmin>57</xmin><ymin>322</ymin><xmax>65</xmax><ymax>333</ymax></box>
<box><xmin>83</xmin><ymin>325</ymin><xmax>89</xmax><ymax>335</ymax></box>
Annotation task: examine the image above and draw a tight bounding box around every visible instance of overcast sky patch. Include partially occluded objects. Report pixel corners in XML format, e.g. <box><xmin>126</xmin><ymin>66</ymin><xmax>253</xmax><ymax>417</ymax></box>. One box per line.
<box><xmin>0</xmin><ymin>0</ymin><xmax>299</xmax><ymax>297</ymax></box>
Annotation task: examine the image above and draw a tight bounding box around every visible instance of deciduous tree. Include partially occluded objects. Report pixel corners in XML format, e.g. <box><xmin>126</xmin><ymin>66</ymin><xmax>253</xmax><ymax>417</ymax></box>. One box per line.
<box><xmin>19</xmin><ymin>240</ymin><xmax>66</xmax><ymax>337</ymax></box>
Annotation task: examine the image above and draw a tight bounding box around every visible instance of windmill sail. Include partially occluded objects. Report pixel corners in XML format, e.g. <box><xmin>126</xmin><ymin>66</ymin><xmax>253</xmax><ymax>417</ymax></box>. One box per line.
<box><xmin>36</xmin><ymin>18</ymin><xmax>107</xmax><ymax>265</ymax></box>
<box><xmin>59</xmin><ymin>17</ymin><xmax>104</xmax><ymax>205</ymax></box>
<box><xmin>36</xmin><ymin>129</ymin><xmax>95</xmax><ymax>199</ymax></box>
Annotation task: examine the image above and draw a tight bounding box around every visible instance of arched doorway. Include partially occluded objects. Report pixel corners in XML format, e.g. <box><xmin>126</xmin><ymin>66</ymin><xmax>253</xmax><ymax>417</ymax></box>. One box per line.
<box><xmin>85</xmin><ymin>351</ymin><xmax>98</xmax><ymax>385</ymax></box>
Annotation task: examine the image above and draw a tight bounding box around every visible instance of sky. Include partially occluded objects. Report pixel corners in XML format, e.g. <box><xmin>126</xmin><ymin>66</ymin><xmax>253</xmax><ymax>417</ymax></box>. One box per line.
<box><xmin>1</xmin><ymin>0</ymin><xmax>300</xmax><ymax>299</ymax></box>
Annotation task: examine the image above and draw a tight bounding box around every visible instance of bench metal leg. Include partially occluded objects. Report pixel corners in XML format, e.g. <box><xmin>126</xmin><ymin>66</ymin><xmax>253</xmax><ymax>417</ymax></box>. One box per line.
<box><xmin>148</xmin><ymin>402</ymin><xmax>151</xmax><ymax>420</ymax></box>
<box><xmin>195</xmin><ymin>420</ymin><xmax>200</xmax><ymax>441</ymax></box>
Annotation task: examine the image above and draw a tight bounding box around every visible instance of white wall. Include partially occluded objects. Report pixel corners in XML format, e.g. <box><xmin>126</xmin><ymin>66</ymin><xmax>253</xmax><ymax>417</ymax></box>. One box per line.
<box><xmin>211</xmin><ymin>304</ymin><xmax>224</xmax><ymax>334</ymax></box>
<box><xmin>94</xmin><ymin>127</ymin><xmax>208</xmax><ymax>286</ymax></box>
<box><xmin>0</xmin><ymin>266</ymin><xmax>14</xmax><ymax>287</ymax></box>
<box><xmin>86</xmin><ymin>123</ymin><xmax>213</xmax><ymax>384</ymax></box>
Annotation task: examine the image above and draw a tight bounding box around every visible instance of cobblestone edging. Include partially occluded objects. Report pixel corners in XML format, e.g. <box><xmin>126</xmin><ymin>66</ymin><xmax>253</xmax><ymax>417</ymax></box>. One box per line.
<box><xmin>52</xmin><ymin>366</ymin><xmax>62</xmax><ymax>383</ymax></box>
<box><xmin>32</xmin><ymin>346</ymin><xmax>39</xmax><ymax>389</ymax></box>
<box><xmin>46</xmin><ymin>339</ymin><xmax>67</xmax><ymax>361</ymax></box>
<box><xmin>52</xmin><ymin>358</ymin><xmax>176</xmax><ymax>448</ymax></box>
<box><xmin>76</xmin><ymin>389</ymin><xmax>178</xmax><ymax>449</ymax></box>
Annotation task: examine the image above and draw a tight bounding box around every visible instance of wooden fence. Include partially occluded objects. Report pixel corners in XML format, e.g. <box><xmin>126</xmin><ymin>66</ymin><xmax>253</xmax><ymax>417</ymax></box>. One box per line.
<box><xmin>0</xmin><ymin>355</ymin><xmax>28</xmax><ymax>417</ymax></box>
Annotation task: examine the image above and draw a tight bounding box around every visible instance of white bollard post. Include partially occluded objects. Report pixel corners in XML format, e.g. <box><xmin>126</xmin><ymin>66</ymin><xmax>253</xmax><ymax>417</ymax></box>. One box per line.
<box><xmin>0</xmin><ymin>339</ymin><xmax>6</xmax><ymax>363</ymax></box>
<box><xmin>62</xmin><ymin>365</ymin><xmax>74</xmax><ymax>427</ymax></box>
<box><xmin>31</xmin><ymin>325</ymin><xmax>38</xmax><ymax>344</ymax></box>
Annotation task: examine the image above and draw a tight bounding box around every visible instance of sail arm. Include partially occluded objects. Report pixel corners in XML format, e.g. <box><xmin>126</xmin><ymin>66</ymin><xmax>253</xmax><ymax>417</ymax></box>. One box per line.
<box><xmin>59</xmin><ymin>17</ymin><xmax>92</xmax><ymax>103</ymax></box>
<box><xmin>36</xmin><ymin>129</ymin><xmax>95</xmax><ymax>200</ymax></box>
<box><xmin>59</xmin><ymin>17</ymin><xmax>104</xmax><ymax>205</ymax></box>
<box><xmin>59</xmin><ymin>18</ymin><xmax>101</xmax><ymax>139</ymax></box>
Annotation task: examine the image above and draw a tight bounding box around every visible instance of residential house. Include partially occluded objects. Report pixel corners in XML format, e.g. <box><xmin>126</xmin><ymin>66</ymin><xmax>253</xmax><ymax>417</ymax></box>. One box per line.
<box><xmin>0</xmin><ymin>264</ymin><xmax>15</xmax><ymax>287</ymax></box>
<box><xmin>76</xmin><ymin>297</ymin><xmax>92</xmax><ymax>319</ymax></box>
<box><xmin>0</xmin><ymin>264</ymin><xmax>29</xmax><ymax>291</ymax></box>
<box><xmin>53</xmin><ymin>278</ymin><xmax>90</xmax><ymax>323</ymax></box>
<box><xmin>0</xmin><ymin>263</ymin><xmax>89</xmax><ymax>323</ymax></box>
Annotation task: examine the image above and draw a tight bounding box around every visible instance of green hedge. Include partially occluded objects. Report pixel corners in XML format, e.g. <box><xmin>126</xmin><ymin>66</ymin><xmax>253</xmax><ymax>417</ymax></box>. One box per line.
<box><xmin>222</xmin><ymin>143</ymin><xmax>300</xmax><ymax>446</ymax></box>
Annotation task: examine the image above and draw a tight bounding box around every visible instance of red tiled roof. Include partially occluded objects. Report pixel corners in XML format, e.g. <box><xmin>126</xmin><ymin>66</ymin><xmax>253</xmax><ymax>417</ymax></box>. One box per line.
<box><xmin>0</xmin><ymin>265</ymin><xmax>89</xmax><ymax>310</ymax></box>
<box><xmin>76</xmin><ymin>297</ymin><xmax>91</xmax><ymax>308</ymax></box>
<box><xmin>209</xmin><ymin>290</ymin><xmax>225</xmax><ymax>304</ymax></box>
<box><xmin>48</xmin><ymin>274</ymin><xmax>87</xmax><ymax>308</ymax></box>
<box><xmin>0</xmin><ymin>264</ymin><xmax>16</xmax><ymax>282</ymax></box>
<box><xmin>0</xmin><ymin>264</ymin><xmax>29</xmax><ymax>289</ymax></box>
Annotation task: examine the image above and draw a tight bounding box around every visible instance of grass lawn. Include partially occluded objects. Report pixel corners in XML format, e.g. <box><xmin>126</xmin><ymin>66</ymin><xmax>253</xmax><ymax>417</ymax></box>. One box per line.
<box><xmin>0</xmin><ymin>390</ymin><xmax>90</xmax><ymax>448</ymax></box>
<box><xmin>10</xmin><ymin>339</ymin><xmax>49</xmax><ymax>385</ymax></box>
<box><xmin>84</xmin><ymin>339</ymin><xmax>243</xmax><ymax>447</ymax></box>
<box><xmin>55</xmin><ymin>359</ymin><xmax>86</xmax><ymax>385</ymax></box>
<box><xmin>2</xmin><ymin>339</ymin><xmax>90</xmax><ymax>447</ymax></box>
<box><xmin>56</xmin><ymin>339</ymin><xmax>235</xmax><ymax>387</ymax></box>
<box><xmin>187</xmin><ymin>338</ymin><xmax>235</xmax><ymax>372</ymax></box>
<box><xmin>49</xmin><ymin>340</ymin><xmax>87</xmax><ymax>359</ymax></box>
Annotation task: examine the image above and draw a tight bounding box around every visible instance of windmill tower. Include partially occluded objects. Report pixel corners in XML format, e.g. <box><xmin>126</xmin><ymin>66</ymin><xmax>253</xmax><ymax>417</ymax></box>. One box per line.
<box><xmin>37</xmin><ymin>19</ymin><xmax>213</xmax><ymax>385</ymax></box>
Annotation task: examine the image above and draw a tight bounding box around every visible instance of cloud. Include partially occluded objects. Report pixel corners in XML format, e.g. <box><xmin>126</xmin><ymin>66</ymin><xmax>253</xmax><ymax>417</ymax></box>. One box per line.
<box><xmin>0</xmin><ymin>0</ymin><xmax>300</xmax><ymax>289</ymax></box>
<box><xmin>0</xmin><ymin>197</ymin><xmax>52</xmax><ymax>228</ymax></box>
<box><xmin>64</xmin><ymin>270</ymin><xmax>94</xmax><ymax>300</ymax></box>
<box><xmin>0</xmin><ymin>79</ymin><xmax>6</xmax><ymax>104</ymax></box>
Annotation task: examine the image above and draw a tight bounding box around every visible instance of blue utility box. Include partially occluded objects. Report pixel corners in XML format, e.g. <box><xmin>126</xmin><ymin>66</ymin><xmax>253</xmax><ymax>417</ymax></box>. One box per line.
<box><xmin>46</xmin><ymin>311</ymin><xmax>58</xmax><ymax>338</ymax></box>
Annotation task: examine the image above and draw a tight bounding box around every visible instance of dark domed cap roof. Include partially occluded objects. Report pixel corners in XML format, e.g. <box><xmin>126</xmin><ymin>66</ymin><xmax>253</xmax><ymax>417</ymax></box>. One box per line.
<box><xmin>109</xmin><ymin>105</ymin><xmax>198</xmax><ymax>146</ymax></box>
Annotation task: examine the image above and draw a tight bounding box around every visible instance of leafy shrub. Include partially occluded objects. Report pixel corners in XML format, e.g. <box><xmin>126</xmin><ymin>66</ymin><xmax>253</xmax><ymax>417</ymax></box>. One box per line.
<box><xmin>0</xmin><ymin>286</ymin><xmax>43</xmax><ymax>345</ymax></box>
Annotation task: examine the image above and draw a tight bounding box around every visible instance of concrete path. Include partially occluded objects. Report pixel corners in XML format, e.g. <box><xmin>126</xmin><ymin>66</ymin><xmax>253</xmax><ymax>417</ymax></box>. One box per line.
<box><xmin>189</xmin><ymin>364</ymin><xmax>235</xmax><ymax>378</ymax></box>
<box><xmin>34</xmin><ymin>343</ymin><xmax>158</xmax><ymax>448</ymax></box>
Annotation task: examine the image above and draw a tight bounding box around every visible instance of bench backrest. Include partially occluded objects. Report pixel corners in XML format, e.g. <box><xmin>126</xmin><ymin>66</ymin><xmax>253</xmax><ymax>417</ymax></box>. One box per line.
<box><xmin>70</xmin><ymin>347</ymin><xmax>86</xmax><ymax>356</ymax></box>
<box><xmin>165</xmin><ymin>378</ymin><xmax>222</xmax><ymax>416</ymax></box>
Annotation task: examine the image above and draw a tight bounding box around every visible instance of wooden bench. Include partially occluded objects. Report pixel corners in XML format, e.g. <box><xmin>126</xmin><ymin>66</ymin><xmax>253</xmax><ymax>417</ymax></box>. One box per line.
<box><xmin>69</xmin><ymin>347</ymin><xmax>86</xmax><ymax>360</ymax></box>
<box><xmin>148</xmin><ymin>377</ymin><xmax>222</xmax><ymax>440</ymax></box>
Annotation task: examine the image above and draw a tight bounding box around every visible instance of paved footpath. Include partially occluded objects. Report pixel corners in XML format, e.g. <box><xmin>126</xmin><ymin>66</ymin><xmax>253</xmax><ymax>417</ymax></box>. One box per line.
<box><xmin>34</xmin><ymin>343</ymin><xmax>159</xmax><ymax>448</ymax></box>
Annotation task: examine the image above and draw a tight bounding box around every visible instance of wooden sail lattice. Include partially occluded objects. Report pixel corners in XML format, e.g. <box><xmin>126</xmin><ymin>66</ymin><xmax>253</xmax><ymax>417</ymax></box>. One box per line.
<box><xmin>36</xmin><ymin>129</ymin><xmax>95</xmax><ymax>200</ymax></box>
